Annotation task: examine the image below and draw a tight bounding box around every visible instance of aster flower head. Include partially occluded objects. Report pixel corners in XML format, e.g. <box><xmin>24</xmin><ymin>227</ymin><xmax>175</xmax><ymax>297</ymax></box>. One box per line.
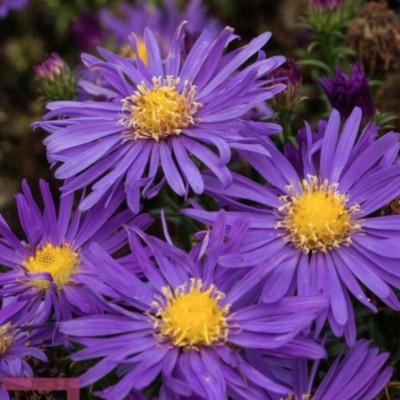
<box><xmin>100</xmin><ymin>0</ymin><xmax>219</xmax><ymax>57</ymax></box>
<box><xmin>0</xmin><ymin>323</ymin><xmax>47</xmax><ymax>399</ymax></box>
<box><xmin>319</xmin><ymin>62</ymin><xmax>374</xmax><ymax>120</ymax></box>
<box><xmin>34</xmin><ymin>24</ymin><xmax>285</xmax><ymax>213</ymax></box>
<box><xmin>60</xmin><ymin>219</ymin><xmax>327</xmax><ymax>400</ymax></box>
<box><xmin>0</xmin><ymin>0</ymin><xmax>28</xmax><ymax>19</ymax></box>
<box><xmin>281</xmin><ymin>340</ymin><xmax>392</xmax><ymax>400</ymax></box>
<box><xmin>186</xmin><ymin>107</ymin><xmax>400</xmax><ymax>345</ymax></box>
<box><xmin>0</xmin><ymin>180</ymin><xmax>151</xmax><ymax>329</ymax></box>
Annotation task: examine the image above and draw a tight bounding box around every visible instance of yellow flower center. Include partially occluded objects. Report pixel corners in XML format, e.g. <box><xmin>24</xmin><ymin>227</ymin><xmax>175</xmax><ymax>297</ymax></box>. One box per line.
<box><xmin>0</xmin><ymin>324</ymin><xmax>13</xmax><ymax>356</ymax></box>
<box><xmin>23</xmin><ymin>243</ymin><xmax>78</xmax><ymax>290</ymax></box>
<box><xmin>153</xmin><ymin>279</ymin><xmax>230</xmax><ymax>350</ymax></box>
<box><xmin>120</xmin><ymin>39</ymin><xmax>148</xmax><ymax>66</ymax></box>
<box><xmin>120</xmin><ymin>76</ymin><xmax>201</xmax><ymax>141</ymax></box>
<box><xmin>277</xmin><ymin>176</ymin><xmax>360</xmax><ymax>253</ymax></box>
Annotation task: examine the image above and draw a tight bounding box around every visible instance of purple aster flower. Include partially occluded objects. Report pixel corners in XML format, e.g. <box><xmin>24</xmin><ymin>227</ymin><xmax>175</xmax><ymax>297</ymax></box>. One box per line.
<box><xmin>0</xmin><ymin>180</ymin><xmax>151</xmax><ymax>330</ymax></box>
<box><xmin>186</xmin><ymin>107</ymin><xmax>400</xmax><ymax>345</ymax></box>
<box><xmin>319</xmin><ymin>62</ymin><xmax>374</xmax><ymax>120</ymax></box>
<box><xmin>279</xmin><ymin>340</ymin><xmax>392</xmax><ymax>400</ymax></box>
<box><xmin>282</xmin><ymin>113</ymin><xmax>377</xmax><ymax>176</ymax></box>
<box><xmin>127</xmin><ymin>391</ymin><xmax>149</xmax><ymax>400</ymax></box>
<box><xmin>0</xmin><ymin>0</ymin><xmax>28</xmax><ymax>18</ymax></box>
<box><xmin>60</xmin><ymin>217</ymin><xmax>327</xmax><ymax>400</ymax></box>
<box><xmin>33</xmin><ymin>24</ymin><xmax>285</xmax><ymax>212</ymax></box>
<box><xmin>309</xmin><ymin>0</ymin><xmax>343</xmax><ymax>12</ymax></box>
<box><xmin>100</xmin><ymin>0</ymin><xmax>219</xmax><ymax>57</ymax></box>
<box><xmin>74</xmin><ymin>64</ymin><xmax>117</xmax><ymax>102</ymax></box>
<box><xmin>71</xmin><ymin>12</ymin><xmax>106</xmax><ymax>52</ymax></box>
<box><xmin>283</xmin><ymin>126</ymin><xmax>321</xmax><ymax>176</ymax></box>
<box><xmin>0</xmin><ymin>323</ymin><xmax>47</xmax><ymax>399</ymax></box>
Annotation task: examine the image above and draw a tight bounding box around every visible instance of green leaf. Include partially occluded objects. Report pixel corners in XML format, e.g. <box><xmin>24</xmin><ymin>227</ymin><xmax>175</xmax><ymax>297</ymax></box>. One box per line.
<box><xmin>298</xmin><ymin>59</ymin><xmax>331</xmax><ymax>74</ymax></box>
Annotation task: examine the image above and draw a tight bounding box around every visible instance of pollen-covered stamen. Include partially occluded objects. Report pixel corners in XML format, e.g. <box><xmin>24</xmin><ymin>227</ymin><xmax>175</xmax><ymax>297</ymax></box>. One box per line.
<box><xmin>23</xmin><ymin>243</ymin><xmax>78</xmax><ymax>290</ymax></box>
<box><xmin>0</xmin><ymin>324</ymin><xmax>13</xmax><ymax>356</ymax></box>
<box><xmin>120</xmin><ymin>76</ymin><xmax>201</xmax><ymax>142</ymax></box>
<box><xmin>277</xmin><ymin>175</ymin><xmax>361</xmax><ymax>253</ymax></box>
<box><xmin>152</xmin><ymin>279</ymin><xmax>230</xmax><ymax>350</ymax></box>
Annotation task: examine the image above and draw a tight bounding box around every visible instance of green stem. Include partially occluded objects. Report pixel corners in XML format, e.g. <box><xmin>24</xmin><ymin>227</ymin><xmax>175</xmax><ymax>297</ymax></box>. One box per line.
<box><xmin>282</xmin><ymin>114</ymin><xmax>293</xmax><ymax>142</ymax></box>
<box><xmin>278</xmin><ymin>111</ymin><xmax>295</xmax><ymax>145</ymax></box>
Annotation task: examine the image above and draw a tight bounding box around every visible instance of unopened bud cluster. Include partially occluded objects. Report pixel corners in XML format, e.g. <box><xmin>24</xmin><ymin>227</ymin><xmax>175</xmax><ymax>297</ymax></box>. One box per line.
<box><xmin>34</xmin><ymin>53</ymin><xmax>77</xmax><ymax>101</ymax></box>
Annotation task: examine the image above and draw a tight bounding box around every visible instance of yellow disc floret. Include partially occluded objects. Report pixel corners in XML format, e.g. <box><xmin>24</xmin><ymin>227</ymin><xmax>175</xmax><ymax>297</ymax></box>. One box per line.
<box><xmin>120</xmin><ymin>76</ymin><xmax>201</xmax><ymax>141</ymax></box>
<box><xmin>120</xmin><ymin>38</ymin><xmax>148</xmax><ymax>66</ymax></box>
<box><xmin>23</xmin><ymin>243</ymin><xmax>78</xmax><ymax>290</ymax></box>
<box><xmin>277</xmin><ymin>176</ymin><xmax>360</xmax><ymax>253</ymax></box>
<box><xmin>0</xmin><ymin>324</ymin><xmax>13</xmax><ymax>356</ymax></box>
<box><xmin>153</xmin><ymin>279</ymin><xmax>230</xmax><ymax>350</ymax></box>
<box><xmin>136</xmin><ymin>40</ymin><xmax>148</xmax><ymax>66</ymax></box>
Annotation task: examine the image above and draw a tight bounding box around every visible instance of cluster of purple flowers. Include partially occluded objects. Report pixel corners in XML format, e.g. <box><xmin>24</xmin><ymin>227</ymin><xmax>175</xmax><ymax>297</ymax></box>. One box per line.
<box><xmin>0</xmin><ymin>0</ymin><xmax>399</xmax><ymax>399</ymax></box>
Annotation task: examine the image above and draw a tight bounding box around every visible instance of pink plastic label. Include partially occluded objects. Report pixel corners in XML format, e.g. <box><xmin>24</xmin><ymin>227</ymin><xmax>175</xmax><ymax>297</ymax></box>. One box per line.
<box><xmin>2</xmin><ymin>377</ymin><xmax>80</xmax><ymax>399</ymax></box>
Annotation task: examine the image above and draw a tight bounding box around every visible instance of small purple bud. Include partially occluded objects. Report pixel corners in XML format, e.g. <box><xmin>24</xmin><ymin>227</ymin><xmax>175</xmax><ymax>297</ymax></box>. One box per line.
<box><xmin>34</xmin><ymin>53</ymin><xmax>67</xmax><ymax>82</ymax></box>
<box><xmin>270</xmin><ymin>59</ymin><xmax>302</xmax><ymax>111</ymax></box>
<box><xmin>319</xmin><ymin>62</ymin><xmax>374</xmax><ymax>120</ymax></box>
<box><xmin>34</xmin><ymin>53</ymin><xmax>76</xmax><ymax>101</ymax></box>
<box><xmin>309</xmin><ymin>0</ymin><xmax>343</xmax><ymax>12</ymax></box>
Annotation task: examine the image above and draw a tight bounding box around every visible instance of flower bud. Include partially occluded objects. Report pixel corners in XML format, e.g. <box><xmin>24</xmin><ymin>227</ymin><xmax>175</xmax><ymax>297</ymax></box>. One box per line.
<box><xmin>34</xmin><ymin>53</ymin><xmax>67</xmax><ymax>82</ymax></box>
<box><xmin>34</xmin><ymin>53</ymin><xmax>76</xmax><ymax>101</ymax></box>
<box><xmin>309</xmin><ymin>0</ymin><xmax>343</xmax><ymax>12</ymax></box>
<box><xmin>270</xmin><ymin>59</ymin><xmax>302</xmax><ymax>112</ymax></box>
<box><xmin>319</xmin><ymin>62</ymin><xmax>374</xmax><ymax>119</ymax></box>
